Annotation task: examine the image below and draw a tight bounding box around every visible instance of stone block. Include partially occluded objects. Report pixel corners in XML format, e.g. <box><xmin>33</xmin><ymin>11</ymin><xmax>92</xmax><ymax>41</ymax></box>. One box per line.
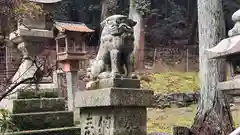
<box><xmin>98</xmin><ymin>78</ymin><xmax>141</xmax><ymax>89</ymax></box>
<box><xmin>13</xmin><ymin>98</ymin><xmax>65</xmax><ymax>113</ymax></box>
<box><xmin>11</xmin><ymin>111</ymin><xmax>73</xmax><ymax>131</ymax></box>
<box><xmin>217</xmin><ymin>79</ymin><xmax>240</xmax><ymax>92</ymax></box>
<box><xmin>17</xmin><ymin>89</ymin><xmax>58</xmax><ymax>99</ymax></box>
<box><xmin>10</xmin><ymin>28</ymin><xmax>54</xmax><ymax>42</ymax></box>
<box><xmin>87</xmin><ymin>78</ymin><xmax>141</xmax><ymax>90</ymax></box>
<box><xmin>80</xmin><ymin>107</ymin><xmax>147</xmax><ymax>135</ymax></box>
<box><xmin>76</xmin><ymin>87</ymin><xmax>153</xmax><ymax>135</ymax></box>
<box><xmin>75</xmin><ymin>88</ymin><xmax>153</xmax><ymax>108</ymax></box>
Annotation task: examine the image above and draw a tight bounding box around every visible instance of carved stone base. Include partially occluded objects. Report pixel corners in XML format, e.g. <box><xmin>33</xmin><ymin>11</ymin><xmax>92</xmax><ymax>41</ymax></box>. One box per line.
<box><xmin>80</xmin><ymin>107</ymin><xmax>146</xmax><ymax>135</ymax></box>
<box><xmin>75</xmin><ymin>87</ymin><xmax>153</xmax><ymax>135</ymax></box>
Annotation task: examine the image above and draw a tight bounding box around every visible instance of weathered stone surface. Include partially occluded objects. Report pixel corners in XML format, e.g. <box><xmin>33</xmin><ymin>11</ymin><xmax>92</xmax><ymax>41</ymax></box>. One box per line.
<box><xmin>86</xmin><ymin>15</ymin><xmax>137</xmax><ymax>89</ymax></box>
<box><xmin>206</xmin><ymin>35</ymin><xmax>240</xmax><ymax>59</ymax></box>
<box><xmin>75</xmin><ymin>88</ymin><xmax>153</xmax><ymax>108</ymax></box>
<box><xmin>21</xmin><ymin>16</ymin><xmax>46</xmax><ymax>29</ymax></box>
<box><xmin>232</xmin><ymin>9</ymin><xmax>240</xmax><ymax>22</ymax></box>
<box><xmin>18</xmin><ymin>89</ymin><xmax>58</xmax><ymax>99</ymax></box>
<box><xmin>11</xmin><ymin>111</ymin><xmax>73</xmax><ymax>131</ymax></box>
<box><xmin>217</xmin><ymin>79</ymin><xmax>240</xmax><ymax>92</ymax></box>
<box><xmin>80</xmin><ymin>107</ymin><xmax>147</xmax><ymax>135</ymax></box>
<box><xmin>10</xmin><ymin>28</ymin><xmax>54</xmax><ymax>42</ymax></box>
<box><xmin>152</xmin><ymin>92</ymin><xmax>200</xmax><ymax>109</ymax></box>
<box><xmin>229</xmin><ymin>9</ymin><xmax>240</xmax><ymax>37</ymax></box>
<box><xmin>151</xmin><ymin>91</ymin><xmax>237</xmax><ymax>109</ymax></box>
<box><xmin>13</xmin><ymin>98</ymin><xmax>65</xmax><ymax>113</ymax></box>
<box><xmin>5</xmin><ymin>127</ymin><xmax>81</xmax><ymax>135</ymax></box>
<box><xmin>87</xmin><ymin>78</ymin><xmax>141</xmax><ymax>90</ymax></box>
<box><xmin>99</xmin><ymin>78</ymin><xmax>140</xmax><ymax>89</ymax></box>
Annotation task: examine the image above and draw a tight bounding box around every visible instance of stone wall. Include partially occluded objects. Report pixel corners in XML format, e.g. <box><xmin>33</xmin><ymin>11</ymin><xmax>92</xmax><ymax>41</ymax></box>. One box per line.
<box><xmin>152</xmin><ymin>92</ymin><xmax>234</xmax><ymax>109</ymax></box>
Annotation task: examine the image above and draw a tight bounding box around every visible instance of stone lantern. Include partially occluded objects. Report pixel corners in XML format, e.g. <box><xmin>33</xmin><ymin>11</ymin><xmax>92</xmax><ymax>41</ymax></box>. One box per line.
<box><xmin>53</xmin><ymin>21</ymin><xmax>94</xmax><ymax>111</ymax></box>
<box><xmin>21</xmin><ymin>0</ymin><xmax>62</xmax><ymax>30</ymax></box>
<box><xmin>54</xmin><ymin>21</ymin><xmax>94</xmax><ymax>71</ymax></box>
<box><xmin>8</xmin><ymin>0</ymin><xmax>61</xmax><ymax>97</ymax></box>
<box><xmin>206</xmin><ymin>9</ymin><xmax>240</xmax><ymax>95</ymax></box>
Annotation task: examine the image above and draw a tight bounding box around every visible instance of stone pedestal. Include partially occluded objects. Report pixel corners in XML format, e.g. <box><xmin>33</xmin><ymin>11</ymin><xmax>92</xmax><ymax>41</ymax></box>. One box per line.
<box><xmin>0</xmin><ymin>26</ymin><xmax>56</xmax><ymax>112</ymax></box>
<box><xmin>9</xmin><ymin>26</ymin><xmax>54</xmax><ymax>84</ymax></box>
<box><xmin>11</xmin><ymin>42</ymin><xmax>43</xmax><ymax>83</ymax></box>
<box><xmin>75</xmin><ymin>78</ymin><xmax>153</xmax><ymax>135</ymax></box>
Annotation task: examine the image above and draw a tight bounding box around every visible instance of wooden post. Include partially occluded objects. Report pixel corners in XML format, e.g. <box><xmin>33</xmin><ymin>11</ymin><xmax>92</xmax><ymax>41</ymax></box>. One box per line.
<box><xmin>56</xmin><ymin>39</ymin><xmax>59</xmax><ymax>53</ymax></box>
<box><xmin>5</xmin><ymin>46</ymin><xmax>8</xmax><ymax>79</ymax></box>
<box><xmin>153</xmin><ymin>48</ymin><xmax>157</xmax><ymax>68</ymax></box>
<box><xmin>82</xmin><ymin>35</ymin><xmax>86</xmax><ymax>52</ymax></box>
<box><xmin>65</xmin><ymin>37</ymin><xmax>68</xmax><ymax>52</ymax></box>
<box><xmin>73</xmin><ymin>39</ymin><xmax>76</xmax><ymax>52</ymax></box>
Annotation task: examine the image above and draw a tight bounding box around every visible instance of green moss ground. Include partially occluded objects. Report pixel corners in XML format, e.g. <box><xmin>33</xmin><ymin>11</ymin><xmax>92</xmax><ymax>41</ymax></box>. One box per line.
<box><xmin>141</xmin><ymin>72</ymin><xmax>199</xmax><ymax>93</ymax></box>
<box><xmin>145</xmin><ymin>72</ymin><xmax>239</xmax><ymax>133</ymax></box>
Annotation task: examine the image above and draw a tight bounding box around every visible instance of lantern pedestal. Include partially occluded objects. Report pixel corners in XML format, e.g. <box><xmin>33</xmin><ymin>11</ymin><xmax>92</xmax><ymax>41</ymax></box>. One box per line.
<box><xmin>8</xmin><ymin>26</ymin><xmax>54</xmax><ymax>99</ymax></box>
<box><xmin>62</xmin><ymin>60</ymin><xmax>79</xmax><ymax>111</ymax></box>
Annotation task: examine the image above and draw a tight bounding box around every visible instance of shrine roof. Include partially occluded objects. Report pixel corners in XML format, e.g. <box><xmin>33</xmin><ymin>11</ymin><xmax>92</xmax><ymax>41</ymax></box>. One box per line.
<box><xmin>29</xmin><ymin>0</ymin><xmax>62</xmax><ymax>4</ymax></box>
<box><xmin>206</xmin><ymin>35</ymin><xmax>240</xmax><ymax>59</ymax></box>
<box><xmin>54</xmin><ymin>21</ymin><xmax>95</xmax><ymax>33</ymax></box>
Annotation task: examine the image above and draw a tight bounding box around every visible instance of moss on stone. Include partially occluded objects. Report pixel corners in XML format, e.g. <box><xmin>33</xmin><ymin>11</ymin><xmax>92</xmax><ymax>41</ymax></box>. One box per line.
<box><xmin>11</xmin><ymin>111</ymin><xmax>73</xmax><ymax>131</ymax></box>
<box><xmin>18</xmin><ymin>90</ymin><xmax>58</xmax><ymax>99</ymax></box>
<box><xmin>13</xmin><ymin>98</ymin><xmax>65</xmax><ymax>114</ymax></box>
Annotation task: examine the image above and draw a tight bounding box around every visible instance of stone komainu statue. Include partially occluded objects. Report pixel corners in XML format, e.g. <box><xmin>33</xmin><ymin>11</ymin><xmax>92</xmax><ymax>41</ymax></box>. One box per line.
<box><xmin>86</xmin><ymin>15</ymin><xmax>137</xmax><ymax>83</ymax></box>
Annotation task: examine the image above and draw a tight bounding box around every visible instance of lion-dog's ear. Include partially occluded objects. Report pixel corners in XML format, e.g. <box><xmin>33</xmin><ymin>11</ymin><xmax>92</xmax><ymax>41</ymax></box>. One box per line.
<box><xmin>100</xmin><ymin>19</ymin><xmax>107</xmax><ymax>28</ymax></box>
<box><xmin>127</xmin><ymin>19</ymin><xmax>137</xmax><ymax>27</ymax></box>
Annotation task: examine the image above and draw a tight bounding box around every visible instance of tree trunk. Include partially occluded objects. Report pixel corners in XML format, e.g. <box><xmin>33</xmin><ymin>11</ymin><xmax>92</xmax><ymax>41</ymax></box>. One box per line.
<box><xmin>165</xmin><ymin>0</ymin><xmax>168</xmax><ymax>17</ymax></box>
<box><xmin>129</xmin><ymin>0</ymin><xmax>146</xmax><ymax>70</ymax></box>
<box><xmin>191</xmin><ymin>0</ymin><xmax>234</xmax><ymax>134</ymax></box>
<box><xmin>187</xmin><ymin>8</ymin><xmax>197</xmax><ymax>45</ymax></box>
<box><xmin>101</xmin><ymin>0</ymin><xmax>124</xmax><ymax>21</ymax></box>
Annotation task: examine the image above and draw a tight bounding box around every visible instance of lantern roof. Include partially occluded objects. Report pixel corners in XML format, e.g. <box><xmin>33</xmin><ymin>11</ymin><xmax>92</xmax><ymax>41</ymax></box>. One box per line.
<box><xmin>54</xmin><ymin>21</ymin><xmax>95</xmax><ymax>33</ymax></box>
<box><xmin>206</xmin><ymin>35</ymin><xmax>240</xmax><ymax>59</ymax></box>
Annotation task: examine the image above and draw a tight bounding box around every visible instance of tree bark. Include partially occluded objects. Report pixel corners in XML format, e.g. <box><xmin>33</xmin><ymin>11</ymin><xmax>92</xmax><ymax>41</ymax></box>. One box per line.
<box><xmin>129</xmin><ymin>0</ymin><xmax>147</xmax><ymax>70</ymax></box>
<box><xmin>191</xmin><ymin>0</ymin><xmax>234</xmax><ymax>134</ymax></box>
<box><xmin>187</xmin><ymin>8</ymin><xmax>197</xmax><ymax>45</ymax></box>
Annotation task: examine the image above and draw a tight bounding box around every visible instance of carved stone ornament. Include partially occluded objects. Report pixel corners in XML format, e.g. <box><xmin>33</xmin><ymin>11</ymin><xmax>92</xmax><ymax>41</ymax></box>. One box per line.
<box><xmin>86</xmin><ymin>15</ymin><xmax>137</xmax><ymax>90</ymax></box>
<box><xmin>229</xmin><ymin>9</ymin><xmax>240</xmax><ymax>37</ymax></box>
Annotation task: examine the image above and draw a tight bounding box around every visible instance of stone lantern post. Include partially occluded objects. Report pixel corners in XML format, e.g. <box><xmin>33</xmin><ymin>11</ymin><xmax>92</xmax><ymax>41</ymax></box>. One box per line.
<box><xmin>207</xmin><ymin>9</ymin><xmax>240</xmax><ymax>94</ymax></box>
<box><xmin>8</xmin><ymin>0</ymin><xmax>61</xmax><ymax>95</ymax></box>
<box><xmin>0</xmin><ymin>0</ymin><xmax>62</xmax><ymax>113</ymax></box>
<box><xmin>206</xmin><ymin>9</ymin><xmax>240</xmax><ymax>135</ymax></box>
<box><xmin>54</xmin><ymin>21</ymin><xmax>94</xmax><ymax>111</ymax></box>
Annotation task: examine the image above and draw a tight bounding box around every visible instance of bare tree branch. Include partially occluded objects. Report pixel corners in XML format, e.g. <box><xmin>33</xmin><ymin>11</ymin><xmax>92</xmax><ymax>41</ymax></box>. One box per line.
<box><xmin>0</xmin><ymin>52</ymin><xmax>55</xmax><ymax>101</ymax></box>
<box><xmin>0</xmin><ymin>77</ymin><xmax>34</xmax><ymax>101</ymax></box>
